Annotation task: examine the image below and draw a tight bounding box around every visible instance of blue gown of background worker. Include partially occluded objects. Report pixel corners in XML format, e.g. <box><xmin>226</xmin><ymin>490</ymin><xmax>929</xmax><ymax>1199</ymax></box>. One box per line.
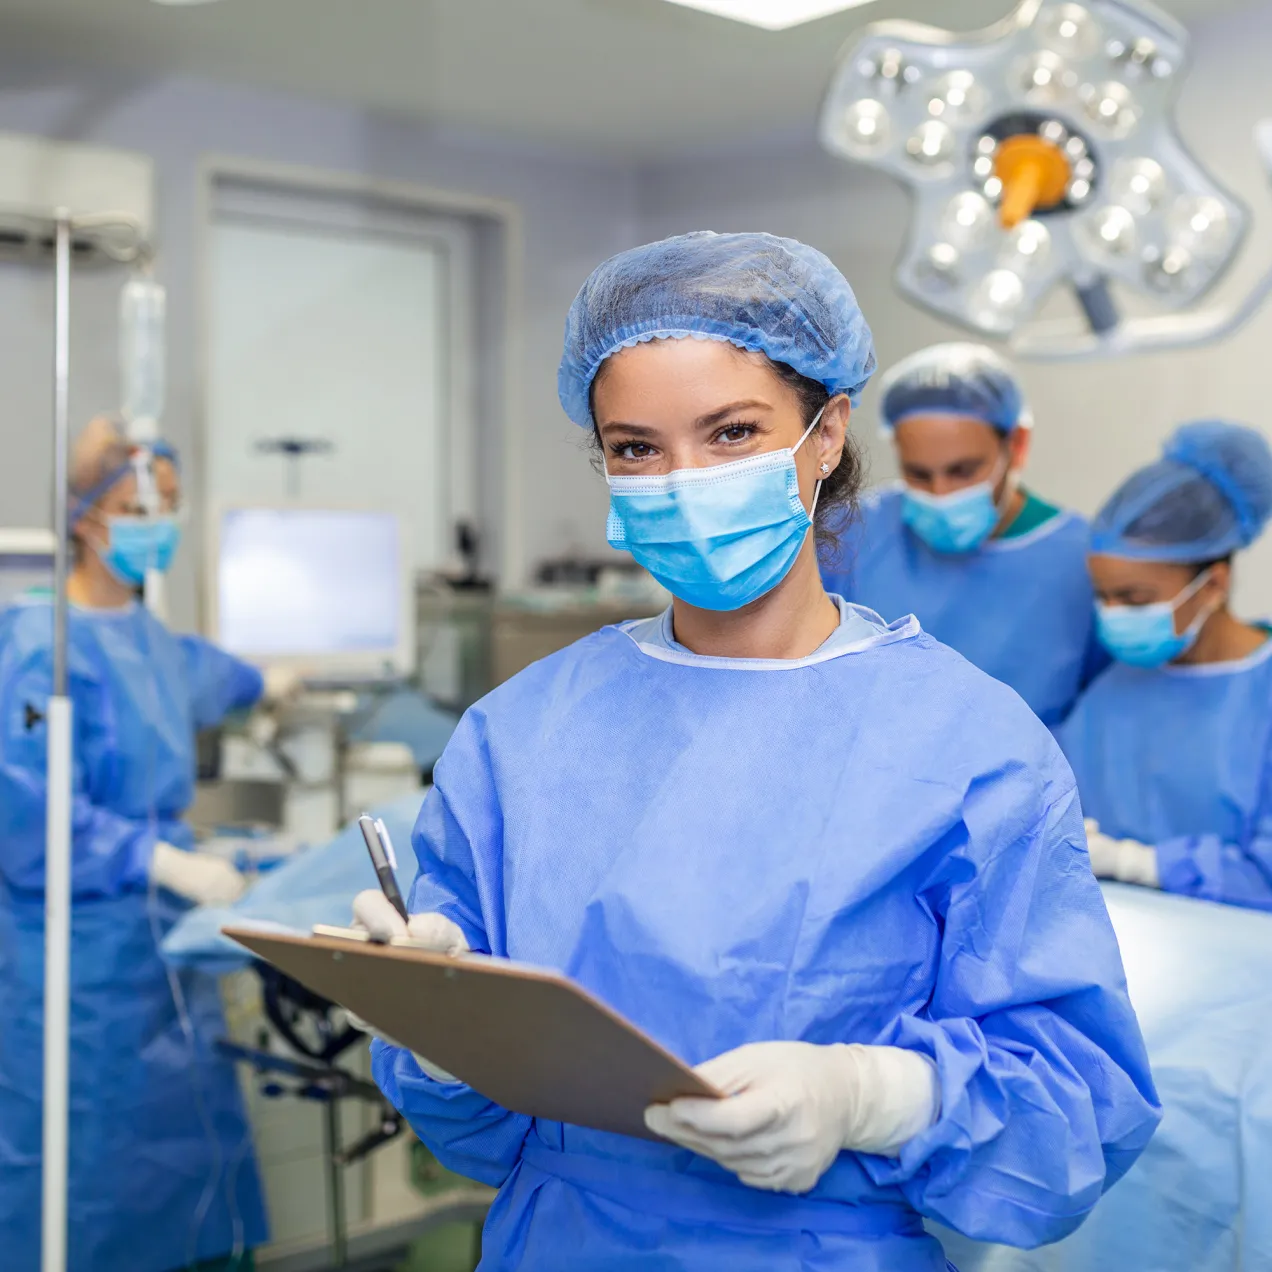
<box><xmin>1059</xmin><ymin>421</ymin><xmax>1272</xmax><ymax>912</ymax></box>
<box><xmin>0</xmin><ymin>424</ymin><xmax>269</xmax><ymax>1271</ymax></box>
<box><xmin>821</xmin><ymin>344</ymin><xmax>1106</xmax><ymax>726</ymax></box>
<box><xmin>370</xmin><ymin>232</ymin><xmax>1160</xmax><ymax>1271</ymax></box>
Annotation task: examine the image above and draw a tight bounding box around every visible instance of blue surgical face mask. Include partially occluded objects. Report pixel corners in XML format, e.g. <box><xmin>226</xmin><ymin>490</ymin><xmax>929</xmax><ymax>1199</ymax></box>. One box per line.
<box><xmin>605</xmin><ymin>407</ymin><xmax>825</xmax><ymax>612</ymax></box>
<box><xmin>101</xmin><ymin>515</ymin><xmax>182</xmax><ymax>586</ymax></box>
<box><xmin>1095</xmin><ymin>568</ymin><xmax>1217</xmax><ymax>668</ymax></box>
<box><xmin>901</xmin><ymin>464</ymin><xmax>1012</xmax><ymax>555</ymax></box>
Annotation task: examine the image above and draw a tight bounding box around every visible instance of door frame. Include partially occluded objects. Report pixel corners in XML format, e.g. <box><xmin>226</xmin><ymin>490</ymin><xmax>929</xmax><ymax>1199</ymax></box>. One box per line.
<box><xmin>195</xmin><ymin>154</ymin><xmax>524</xmax><ymax>632</ymax></box>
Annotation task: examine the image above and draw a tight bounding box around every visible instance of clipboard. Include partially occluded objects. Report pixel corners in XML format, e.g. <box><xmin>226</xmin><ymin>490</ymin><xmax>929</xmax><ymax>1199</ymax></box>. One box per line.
<box><xmin>223</xmin><ymin>925</ymin><xmax>719</xmax><ymax>1141</ymax></box>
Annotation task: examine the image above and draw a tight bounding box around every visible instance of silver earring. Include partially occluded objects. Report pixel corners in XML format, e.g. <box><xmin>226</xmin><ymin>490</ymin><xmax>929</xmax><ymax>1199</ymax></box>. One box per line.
<box><xmin>820</xmin><ymin>462</ymin><xmax>831</xmax><ymax>475</ymax></box>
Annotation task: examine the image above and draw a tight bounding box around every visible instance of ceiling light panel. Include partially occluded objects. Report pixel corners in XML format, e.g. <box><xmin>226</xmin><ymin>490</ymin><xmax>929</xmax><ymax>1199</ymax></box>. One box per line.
<box><xmin>663</xmin><ymin>1</ymin><xmax>880</xmax><ymax>32</ymax></box>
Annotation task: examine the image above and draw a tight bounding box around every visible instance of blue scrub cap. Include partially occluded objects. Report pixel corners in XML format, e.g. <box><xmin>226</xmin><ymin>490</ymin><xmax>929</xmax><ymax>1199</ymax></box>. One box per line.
<box><xmin>68</xmin><ymin>415</ymin><xmax>180</xmax><ymax>529</ymax></box>
<box><xmin>1091</xmin><ymin>421</ymin><xmax>1272</xmax><ymax>562</ymax></box>
<box><xmin>878</xmin><ymin>342</ymin><xmax>1030</xmax><ymax>435</ymax></box>
<box><xmin>558</xmin><ymin>231</ymin><xmax>876</xmax><ymax>429</ymax></box>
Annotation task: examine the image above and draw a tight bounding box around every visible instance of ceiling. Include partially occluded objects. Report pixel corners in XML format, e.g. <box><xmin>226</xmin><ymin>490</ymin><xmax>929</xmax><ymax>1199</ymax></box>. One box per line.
<box><xmin>0</xmin><ymin>0</ymin><xmax>1257</xmax><ymax>159</ymax></box>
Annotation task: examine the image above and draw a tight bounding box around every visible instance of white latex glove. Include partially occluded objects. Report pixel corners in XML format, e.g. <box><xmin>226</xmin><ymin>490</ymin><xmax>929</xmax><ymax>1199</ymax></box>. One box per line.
<box><xmin>1084</xmin><ymin>820</ymin><xmax>1160</xmax><ymax>888</ymax></box>
<box><xmin>348</xmin><ymin>889</ymin><xmax>469</xmax><ymax>1082</ymax></box>
<box><xmin>644</xmin><ymin>1041</ymin><xmax>940</xmax><ymax>1194</ymax></box>
<box><xmin>262</xmin><ymin>665</ymin><xmax>304</xmax><ymax>705</ymax></box>
<box><xmin>351</xmin><ymin>889</ymin><xmax>470</xmax><ymax>955</ymax></box>
<box><xmin>151</xmin><ymin>841</ymin><xmax>248</xmax><ymax>907</ymax></box>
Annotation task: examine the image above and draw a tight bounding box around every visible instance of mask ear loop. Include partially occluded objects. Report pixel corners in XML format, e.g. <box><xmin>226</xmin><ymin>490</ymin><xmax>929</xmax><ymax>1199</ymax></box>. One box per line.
<box><xmin>793</xmin><ymin>402</ymin><xmax>830</xmax><ymax>523</ymax></box>
<box><xmin>1172</xmin><ymin>566</ymin><xmax>1220</xmax><ymax>644</ymax></box>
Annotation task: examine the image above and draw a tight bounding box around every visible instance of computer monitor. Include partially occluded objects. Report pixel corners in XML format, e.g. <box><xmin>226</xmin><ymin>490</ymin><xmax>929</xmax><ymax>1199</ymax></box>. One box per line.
<box><xmin>210</xmin><ymin>507</ymin><xmax>414</xmax><ymax>677</ymax></box>
<box><xmin>0</xmin><ymin>529</ymin><xmax>55</xmax><ymax>609</ymax></box>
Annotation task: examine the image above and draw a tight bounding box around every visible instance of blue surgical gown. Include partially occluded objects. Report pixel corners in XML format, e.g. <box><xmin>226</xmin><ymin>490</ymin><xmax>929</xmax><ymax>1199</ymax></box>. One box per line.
<box><xmin>0</xmin><ymin>598</ymin><xmax>269</xmax><ymax>1272</ymax></box>
<box><xmin>372</xmin><ymin>603</ymin><xmax>1160</xmax><ymax>1271</ymax></box>
<box><xmin>821</xmin><ymin>487</ymin><xmax>1106</xmax><ymax>725</ymax></box>
<box><xmin>1058</xmin><ymin>636</ymin><xmax>1272</xmax><ymax>911</ymax></box>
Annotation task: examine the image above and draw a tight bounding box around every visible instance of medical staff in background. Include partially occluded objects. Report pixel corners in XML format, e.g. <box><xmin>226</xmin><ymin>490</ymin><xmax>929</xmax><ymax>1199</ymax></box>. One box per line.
<box><xmin>0</xmin><ymin>417</ymin><xmax>269</xmax><ymax>1270</ymax></box>
<box><xmin>821</xmin><ymin>343</ymin><xmax>1106</xmax><ymax>726</ymax></box>
<box><xmin>353</xmin><ymin>232</ymin><xmax>1158</xmax><ymax>1271</ymax></box>
<box><xmin>1058</xmin><ymin>421</ymin><xmax>1272</xmax><ymax>911</ymax></box>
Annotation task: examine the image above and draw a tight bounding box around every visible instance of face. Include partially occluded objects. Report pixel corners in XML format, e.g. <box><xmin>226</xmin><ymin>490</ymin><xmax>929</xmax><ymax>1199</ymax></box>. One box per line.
<box><xmin>592</xmin><ymin>338</ymin><xmax>849</xmax><ymax>511</ymax></box>
<box><xmin>893</xmin><ymin>414</ymin><xmax>1028</xmax><ymax>498</ymax></box>
<box><xmin>78</xmin><ymin>458</ymin><xmax>181</xmax><ymax>556</ymax></box>
<box><xmin>1088</xmin><ymin>553</ymin><xmax>1228</xmax><ymax>634</ymax></box>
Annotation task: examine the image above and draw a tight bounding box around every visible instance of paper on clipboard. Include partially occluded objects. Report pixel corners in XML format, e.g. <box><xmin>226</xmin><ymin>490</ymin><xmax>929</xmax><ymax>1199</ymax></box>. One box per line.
<box><xmin>223</xmin><ymin>925</ymin><xmax>719</xmax><ymax>1141</ymax></box>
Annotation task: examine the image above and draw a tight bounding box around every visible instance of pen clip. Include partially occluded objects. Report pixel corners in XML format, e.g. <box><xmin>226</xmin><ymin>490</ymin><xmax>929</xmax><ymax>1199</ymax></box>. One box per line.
<box><xmin>374</xmin><ymin>817</ymin><xmax>398</xmax><ymax>872</ymax></box>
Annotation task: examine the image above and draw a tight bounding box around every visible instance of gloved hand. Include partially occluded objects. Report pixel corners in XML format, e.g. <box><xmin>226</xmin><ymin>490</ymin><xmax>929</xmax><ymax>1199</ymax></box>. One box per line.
<box><xmin>1084</xmin><ymin>820</ymin><xmax>1160</xmax><ymax>888</ymax></box>
<box><xmin>262</xmin><ymin>665</ymin><xmax>304</xmax><ymax>705</ymax></box>
<box><xmin>351</xmin><ymin>889</ymin><xmax>470</xmax><ymax>955</ymax></box>
<box><xmin>644</xmin><ymin>1041</ymin><xmax>940</xmax><ymax>1194</ymax></box>
<box><xmin>348</xmin><ymin>890</ymin><xmax>468</xmax><ymax>1083</ymax></box>
<box><xmin>151</xmin><ymin>841</ymin><xmax>248</xmax><ymax>907</ymax></box>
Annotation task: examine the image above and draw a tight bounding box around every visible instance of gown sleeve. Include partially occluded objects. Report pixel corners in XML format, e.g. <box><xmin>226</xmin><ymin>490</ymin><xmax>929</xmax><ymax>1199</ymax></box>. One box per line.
<box><xmin>370</xmin><ymin>710</ymin><xmax>534</xmax><ymax>1188</ymax></box>
<box><xmin>860</xmin><ymin>775</ymin><xmax>1161</xmax><ymax>1248</ymax></box>
<box><xmin>0</xmin><ymin>645</ymin><xmax>162</xmax><ymax>896</ymax></box>
<box><xmin>1151</xmin><ymin>732</ymin><xmax>1272</xmax><ymax>910</ymax></box>
<box><xmin>178</xmin><ymin>635</ymin><xmax>264</xmax><ymax>730</ymax></box>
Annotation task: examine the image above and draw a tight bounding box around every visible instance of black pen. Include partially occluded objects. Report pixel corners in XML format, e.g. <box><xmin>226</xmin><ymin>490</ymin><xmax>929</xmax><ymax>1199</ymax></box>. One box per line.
<box><xmin>358</xmin><ymin>813</ymin><xmax>409</xmax><ymax>925</ymax></box>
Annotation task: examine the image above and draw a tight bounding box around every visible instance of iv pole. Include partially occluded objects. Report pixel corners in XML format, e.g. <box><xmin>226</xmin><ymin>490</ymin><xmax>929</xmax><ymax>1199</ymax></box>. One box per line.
<box><xmin>42</xmin><ymin>208</ymin><xmax>72</xmax><ymax>1272</ymax></box>
<box><xmin>4</xmin><ymin>204</ymin><xmax>151</xmax><ymax>1272</ymax></box>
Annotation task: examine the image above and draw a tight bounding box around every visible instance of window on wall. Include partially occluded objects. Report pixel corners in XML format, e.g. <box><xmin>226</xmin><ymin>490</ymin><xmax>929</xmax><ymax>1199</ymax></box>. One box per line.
<box><xmin>204</xmin><ymin>173</ymin><xmax>478</xmax><ymax>585</ymax></box>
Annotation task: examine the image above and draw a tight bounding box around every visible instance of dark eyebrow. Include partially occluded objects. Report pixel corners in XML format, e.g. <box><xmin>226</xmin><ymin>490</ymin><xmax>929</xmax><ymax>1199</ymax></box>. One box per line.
<box><xmin>596</xmin><ymin>421</ymin><xmax>660</xmax><ymax>438</ymax></box>
<box><xmin>695</xmin><ymin>400</ymin><xmax>772</xmax><ymax>428</ymax></box>
<box><xmin>598</xmin><ymin>399</ymin><xmax>774</xmax><ymax>437</ymax></box>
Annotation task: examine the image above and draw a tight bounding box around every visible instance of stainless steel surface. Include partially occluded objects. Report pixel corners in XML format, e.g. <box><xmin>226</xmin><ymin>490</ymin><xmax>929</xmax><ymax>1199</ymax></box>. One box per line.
<box><xmin>51</xmin><ymin>211</ymin><xmax>69</xmax><ymax>699</ymax></box>
<box><xmin>41</xmin><ymin>210</ymin><xmax>72</xmax><ymax>1272</ymax></box>
<box><xmin>188</xmin><ymin>779</ymin><xmax>286</xmax><ymax>835</ymax></box>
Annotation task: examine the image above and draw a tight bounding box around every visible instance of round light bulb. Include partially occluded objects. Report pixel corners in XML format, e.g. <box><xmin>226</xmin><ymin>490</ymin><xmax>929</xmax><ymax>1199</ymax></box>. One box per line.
<box><xmin>940</xmin><ymin>192</ymin><xmax>995</xmax><ymax>251</ymax></box>
<box><xmin>928</xmin><ymin>70</ymin><xmax>986</xmax><ymax>124</ymax></box>
<box><xmin>1039</xmin><ymin>4</ymin><xmax>1101</xmax><ymax>58</ymax></box>
<box><xmin>1081</xmin><ymin>81</ymin><xmax>1139</xmax><ymax>138</ymax></box>
<box><xmin>906</xmin><ymin>120</ymin><xmax>955</xmax><ymax>167</ymax></box>
<box><xmin>916</xmin><ymin>242</ymin><xmax>962</xmax><ymax>292</ymax></box>
<box><xmin>1143</xmin><ymin>245</ymin><xmax>1193</xmax><ymax>291</ymax></box>
<box><xmin>1168</xmin><ymin>195</ymin><xmax>1230</xmax><ymax>261</ymax></box>
<box><xmin>1108</xmin><ymin>157</ymin><xmax>1165</xmax><ymax>216</ymax></box>
<box><xmin>969</xmin><ymin>270</ymin><xmax>1026</xmax><ymax>332</ymax></box>
<box><xmin>839</xmin><ymin>99</ymin><xmax>891</xmax><ymax>155</ymax></box>
<box><xmin>1001</xmin><ymin>220</ymin><xmax>1052</xmax><ymax>274</ymax></box>
<box><xmin>1016</xmin><ymin>51</ymin><xmax>1074</xmax><ymax>104</ymax></box>
<box><xmin>1085</xmin><ymin>204</ymin><xmax>1138</xmax><ymax>256</ymax></box>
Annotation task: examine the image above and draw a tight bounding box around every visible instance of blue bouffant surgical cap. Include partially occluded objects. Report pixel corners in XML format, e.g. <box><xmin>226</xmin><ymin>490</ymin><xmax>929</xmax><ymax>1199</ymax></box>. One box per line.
<box><xmin>1091</xmin><ymin>421</ymin><xmax>1272</xmax><ymax>563</ymax></box>
<box><xmin>878</xmin><ymin>342</ymin><xmax>1030</xmax><ymax>435</ymax></box>
<box><xmin>558</xmin><ymin>231</ymin><xmax>876</xmax><ymax>429</ymax></box>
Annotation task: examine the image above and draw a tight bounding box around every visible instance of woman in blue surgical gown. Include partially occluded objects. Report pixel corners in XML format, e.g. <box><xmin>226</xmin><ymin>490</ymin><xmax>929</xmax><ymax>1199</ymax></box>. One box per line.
<box><xmin>1058</xmin><ymin>420</ymin><xmax>1272</xmax><ymax>911</ymax></box>
<box><xmin>820</xmin><ymin>343</ymin><xmax>1106</xmax><ymax>726</ymax></box>
<box><xmin>357</xmin><ymin>233</ymin><xmax>1160</xmax><ymax>1271</ymax></box>
<box><xmin>0</xmin><ymin>418</ymin><xmax>269</xmax><ymax>1271</ymax></box>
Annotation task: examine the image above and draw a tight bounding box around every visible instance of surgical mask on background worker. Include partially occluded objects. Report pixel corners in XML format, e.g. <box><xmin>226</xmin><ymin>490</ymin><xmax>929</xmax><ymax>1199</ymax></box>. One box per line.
<box><xmin>1093</xmin><ymin>566</ymin><xmax>1219</xmax><ymax>668</ymax></box>
<box><xmin>899</xmin><ymin>453</ymin><xmax>1016</xmax><ymax>554</ymax></box>
<box><xmin>882</xmin><ymin>344</ymin><xmax>1032</xmax><ymax>554</ymax></box>
<box><xmin>72</xmin><ymin>435</ymin><xmax>184</xmax><ymax>595</ymax></box>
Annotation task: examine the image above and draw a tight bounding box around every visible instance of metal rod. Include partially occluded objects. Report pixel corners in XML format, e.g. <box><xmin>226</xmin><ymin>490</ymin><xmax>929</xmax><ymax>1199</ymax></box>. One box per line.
<box><xmin>322</xmin><ymin>1095</ymin><xmax>349</xmax><ymax>1269</ymax></box>
<box><xmin>51</xmin><ymin>212</ymin><xmax>70</xmax><ymax>697</ymax></box>
<box><xmin>42</xmin><ymin>209</ymin><xmax>73</xmax><ymax>1272</ymax></box>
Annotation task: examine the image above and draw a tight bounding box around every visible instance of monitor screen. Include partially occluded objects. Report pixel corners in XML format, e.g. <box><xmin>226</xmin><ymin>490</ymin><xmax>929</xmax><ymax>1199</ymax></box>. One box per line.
<box><xmin>217</xmin><ymin>509</ymin><xmax>404</xmax><ymax>663</ymax></box>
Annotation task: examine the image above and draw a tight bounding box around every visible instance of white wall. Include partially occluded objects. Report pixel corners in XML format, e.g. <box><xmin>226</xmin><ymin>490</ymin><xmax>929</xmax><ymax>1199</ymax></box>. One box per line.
<box><xmin>0</xmin><ymin>59</ymin><xmax>640</xmax><ymax>628</ymax></box>
<box><xmin>636</xmin><ymin>2</ymin><xmax>1272</xmax><ymax>614</ymax></box>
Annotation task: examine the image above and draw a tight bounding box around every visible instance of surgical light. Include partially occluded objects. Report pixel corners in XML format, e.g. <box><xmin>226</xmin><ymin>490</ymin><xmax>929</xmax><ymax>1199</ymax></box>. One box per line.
<box><xmin>819</xmin><ymin>0</ymin><xmax>1269</xmax><ymax>359</ymax></box>
<box><xmin>661</xmin><ymin>0</ymin><xmax>879</xmax><ymax>31</ymax></box>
